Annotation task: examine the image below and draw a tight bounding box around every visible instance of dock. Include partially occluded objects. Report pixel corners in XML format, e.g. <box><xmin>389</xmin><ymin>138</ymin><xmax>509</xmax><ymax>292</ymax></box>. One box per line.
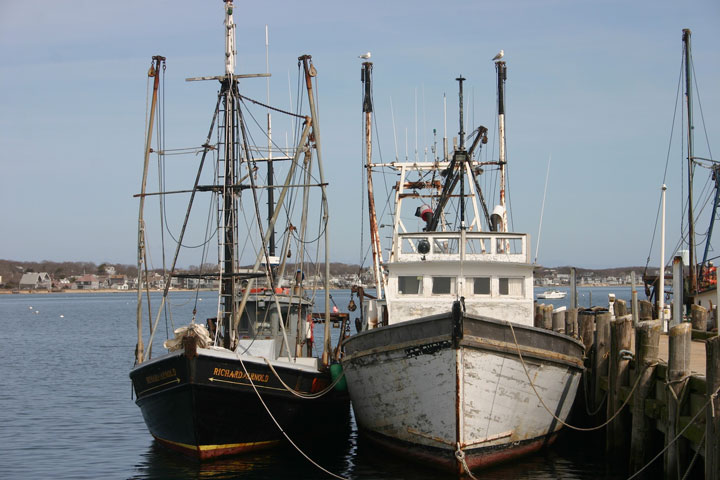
<box><xmin>534</xmin><ymin>300</ymin><xmax>720</xmax><ymax>479</ymax></box>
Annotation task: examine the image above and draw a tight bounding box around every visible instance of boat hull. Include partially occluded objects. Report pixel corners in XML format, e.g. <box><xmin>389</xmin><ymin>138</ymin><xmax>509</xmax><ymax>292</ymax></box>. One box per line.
<box><xmin>341</xmin><ymin>310</ymin><xmax>584</xmax><ymax>473</ymax></box>
<box><xmin>130</xmin><ymin>347</ymin><xmax>348</xmax><ymax>459</ymax></box>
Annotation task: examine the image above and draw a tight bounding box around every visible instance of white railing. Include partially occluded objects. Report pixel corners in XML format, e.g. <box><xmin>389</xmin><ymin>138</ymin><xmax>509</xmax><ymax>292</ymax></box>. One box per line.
<box><xmin>394</xmin><ymin>231</ymin><xmax>529</xmax><ymax>263</ymax></box>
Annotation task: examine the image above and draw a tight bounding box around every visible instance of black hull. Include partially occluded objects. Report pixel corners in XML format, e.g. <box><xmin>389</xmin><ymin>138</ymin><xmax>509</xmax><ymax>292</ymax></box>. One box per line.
<box><xmin>130</xmin><ymin>349</ymin><xmax>348</xmax><ymax>459</ymax></box>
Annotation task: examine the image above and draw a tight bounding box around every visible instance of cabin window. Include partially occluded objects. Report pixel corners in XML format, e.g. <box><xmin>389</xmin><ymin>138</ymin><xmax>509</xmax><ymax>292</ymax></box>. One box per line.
<box><xmin>398</xmin><ymin>276</ymin><xmax>422</xmax><ymax>295</ymax></box>
<box><xmin>499</xmin><ymin>277</ymin><xmax>524</xmax><ymax>296</ymax></box>
<box><xmin>472</xmin><ymin>277</ymin><xmax>491</xmax><ymax>295</ymax></box>
<box><xmin>431</xmin><ymin>276</ymin><xmax>455</xmax><ymax>294</ymax></box>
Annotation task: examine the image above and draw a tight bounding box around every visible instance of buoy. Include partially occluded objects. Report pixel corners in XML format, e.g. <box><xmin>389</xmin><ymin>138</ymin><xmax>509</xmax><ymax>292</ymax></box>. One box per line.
<box><xmin>329</xmin><ymin>363</ymin><xmax>347</xmax><ymax>391</ymax></box>
<box><xmin>332</xmin><ymin>305</ymin><xmax>339</xmax><ymax>313</ymax></box>
<box><xmin>60</xmin><ymin>315</ymin><xmax>64</xmax><ymax>318</ymax></box>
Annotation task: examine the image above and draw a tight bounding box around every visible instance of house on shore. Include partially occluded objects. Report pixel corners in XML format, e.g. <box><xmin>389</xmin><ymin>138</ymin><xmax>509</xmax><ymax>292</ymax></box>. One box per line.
<box><xmin>19</xmin><ymin>272</ymin><xmax>52</xmax><ymax>290</ymax></box>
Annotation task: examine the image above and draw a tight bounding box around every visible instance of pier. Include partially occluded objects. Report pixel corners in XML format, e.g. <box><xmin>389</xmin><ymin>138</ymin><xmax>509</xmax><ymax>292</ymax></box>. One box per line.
<box><xmin>534</xmin><ymin>300</ymin><xmax>720</xmax><ymax>479</ymax></box>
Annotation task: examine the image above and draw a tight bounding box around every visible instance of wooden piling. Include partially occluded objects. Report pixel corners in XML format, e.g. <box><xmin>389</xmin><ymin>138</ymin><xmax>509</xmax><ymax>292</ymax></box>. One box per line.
<box><xmin>690</xmin><ymin>304</ymin><xmax>707</xmax><ymax>331</ymax></box>
<box><xmin>707</xmin><ymin>336</ymin><xmax>720</xmax><ymax>480</ymax></box>
<box><xmin>542</xmin><ymin>305</ymin><xmax>553</xmax><ymax>330</ymax></box>
<box><xmin>630</xmin><ymin>320</ymin><xmax>661</xmax><ymax>474</ymax></box>
<box><xmin>664</xmin><ymin>322</ymin><xmax>691</xmax><ymax>478</ymax></box>
<box><xmin>594</xmin><ymin>311</ymin><xmax>611</xmax><ymax>412</ymax></box>
<box><xmin>614</xmin><ymin>298</ymin><xmax>628</xmax><ymax>317</ymax></box>
<box><xmin>552</xmin><ymin>310</ymin><xmax>566</xmax><ymax>334</ymax></box>
<box><xmin>638</xmin><ymin>300</ymin><xmax>654</xmax><ymax>321</ymax></box>
<box><xmin>565</xmin><ymin>308</ymin><xmax>578</xmax><ymax>338</ymax></box>
<box><xmin>534</xmin><ymin>303</ymin><xmax>543</xmax><ymax>328</ymax></box>
<box><xmin>607</xmin><ymin>315</ymin><xmax>632</xmax><ymax>454</ymax></box>
<box><xmin>578</xmin><ymin>310</ymin><xmax>595</xmax><ymax>353</ymax></box>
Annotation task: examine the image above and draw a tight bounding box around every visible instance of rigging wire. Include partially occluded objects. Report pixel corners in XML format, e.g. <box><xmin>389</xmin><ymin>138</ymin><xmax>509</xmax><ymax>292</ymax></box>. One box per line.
<box><xmin>644</xmin><ymin>52</ymin><xmax>684</xmax><ymax>275</ymax></box>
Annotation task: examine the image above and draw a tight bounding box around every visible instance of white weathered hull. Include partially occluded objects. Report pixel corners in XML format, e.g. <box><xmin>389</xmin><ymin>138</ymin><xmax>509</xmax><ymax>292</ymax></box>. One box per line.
<box><xmin>342</xmin><ymin>310</ymin><xmax>584</xmax><ymax>473</ymax></box>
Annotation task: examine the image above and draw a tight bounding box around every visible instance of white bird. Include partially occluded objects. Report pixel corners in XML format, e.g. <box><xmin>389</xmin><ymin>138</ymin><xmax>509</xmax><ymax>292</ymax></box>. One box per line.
<box><xmin>359</xmin><ymin>52</ymin><xmax>371</xmax><ymax>59</ymax></box>
<box><xmin>492</xmin><ymin>50</ymin><xmax>504</xmax><ymax>61</ymax></box>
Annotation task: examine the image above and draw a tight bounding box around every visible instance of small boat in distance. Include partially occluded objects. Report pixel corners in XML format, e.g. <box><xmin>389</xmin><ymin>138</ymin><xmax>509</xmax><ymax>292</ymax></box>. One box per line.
<box><xmin>536</xmin><ymin>289</ymin><xmax>567</xmax><ymax>299</ymax></box>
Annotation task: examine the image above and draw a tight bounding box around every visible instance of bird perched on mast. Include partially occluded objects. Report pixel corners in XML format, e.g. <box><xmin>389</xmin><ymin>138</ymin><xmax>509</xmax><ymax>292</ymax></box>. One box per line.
<box><xmin>492</xmin><ymin>50</ymin><xmax>504</xmax><ymax>61</ymax></box>
<box><xmin>359</xmin><ymin>52</ymin><xmax>371</xmax><ymax>59</ymax></box>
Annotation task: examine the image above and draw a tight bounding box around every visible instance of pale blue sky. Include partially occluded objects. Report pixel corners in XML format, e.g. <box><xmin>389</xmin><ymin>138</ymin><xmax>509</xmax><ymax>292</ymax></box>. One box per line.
<box><xmin>1</xmin><ymin>0</ymin><xmax>718</xmax><ymax>269</ymax></box>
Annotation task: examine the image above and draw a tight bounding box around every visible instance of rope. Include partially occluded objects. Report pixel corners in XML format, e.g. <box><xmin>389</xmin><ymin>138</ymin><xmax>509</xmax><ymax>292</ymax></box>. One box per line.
<box><xmin>455</xmin><ymin>443</ymin><xmax>479</xmax><ymax>480</ymax></box>
<box><xmin>261</xmin><ymin>357</ymin><xmax>345</xmax><ymax>399</ymax></box>
<box><xmin>507</xmin><ymin>321</ymin><xmax>656</xmax><ymax>432</ymax></box>
<box><xmin>237</xmin><ymin>356</ymin><xmax>348</xmax><ymax>480</ymax></box>
<box><xmin>239</xmin><ymin>93</ymin><xmax>306</xmax><ymax>119</ymax></box>
<box><xmin>626</xmin><ymin>384</ymin><xmax>720</xmax><ymax>480</ymax></box>
<box><xmin>680</xmin><ymin>429</ymin><xmax>705</xmax><ymax>480</ymax></box>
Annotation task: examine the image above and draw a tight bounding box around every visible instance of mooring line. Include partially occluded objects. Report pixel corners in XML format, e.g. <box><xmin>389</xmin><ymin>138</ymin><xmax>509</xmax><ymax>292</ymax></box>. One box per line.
<box><xmin>507</xmin><ymin>321</ymin><xmax>655</xmax><ymax>432</ymax></box>
<box><xmin>237</xmin><ymin>356</ymin><xmax>348</xmax><ymax>480</ymax></box>
<box><xmin>626</xmin><ymin>386</ymin><xmax>719</xmax><ymax>480</ymax></box>
<box><xmin>261</xmin><ymin>356</ymin><xmax>345</xmax><ymax>399</ymax></box>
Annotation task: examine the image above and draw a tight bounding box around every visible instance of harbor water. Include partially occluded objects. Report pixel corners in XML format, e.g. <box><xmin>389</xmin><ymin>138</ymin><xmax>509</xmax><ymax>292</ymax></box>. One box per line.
<box><xmin>1</xmin><ymin>287</ymin><xmax>632</xmax><ymax>479</ymax></box>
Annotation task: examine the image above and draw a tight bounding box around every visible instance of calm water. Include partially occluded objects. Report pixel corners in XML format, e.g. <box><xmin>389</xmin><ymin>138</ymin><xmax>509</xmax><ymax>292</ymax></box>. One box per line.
<box><xmin>0</xmin><ymin>287</ymin><xmax>632</xmax><ymax>479</ymax></box>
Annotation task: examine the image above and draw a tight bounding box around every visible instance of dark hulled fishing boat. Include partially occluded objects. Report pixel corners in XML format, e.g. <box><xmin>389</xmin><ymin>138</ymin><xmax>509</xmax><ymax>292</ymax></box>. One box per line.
<box><xmin>130</xmin><ymin>1</ymin><xmax>347</xmax><ymax>459</ymax></box>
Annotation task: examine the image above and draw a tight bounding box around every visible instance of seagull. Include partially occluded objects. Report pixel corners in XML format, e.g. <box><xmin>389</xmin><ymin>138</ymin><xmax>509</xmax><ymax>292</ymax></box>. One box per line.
<box><xmin>359</xmin><ymin>52</ymin><xmax>371</xmax><ymax>59</ymax></box>
<box><xmin>492</xmin><ymin>50</ymin><xmax>504</xmax><ymax>61</ymax></box>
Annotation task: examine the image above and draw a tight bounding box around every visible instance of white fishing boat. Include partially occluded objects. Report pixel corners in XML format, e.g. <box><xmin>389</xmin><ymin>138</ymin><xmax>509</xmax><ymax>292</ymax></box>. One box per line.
<box><xmin>341</xmin><ymin>61</ymin><xmax>584</xmax><ymax>474</ymax></box>
<box><xmin>537</xmin><ymin>289</ymin><xmax>567</xmax><ymax>299</ymax></box>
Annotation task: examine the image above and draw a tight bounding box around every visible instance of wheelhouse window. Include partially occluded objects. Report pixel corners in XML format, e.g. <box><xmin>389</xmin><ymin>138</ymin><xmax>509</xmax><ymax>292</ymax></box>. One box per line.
<box><xmin>431</xmin><ymin>276</ymin><xmax>455</xmax><ymax>294</ymax></box>
<box><xmin>472</xmin><ymin>277</ymin><xmax>491</xmax><ymax>295</ymax></box>
<box><xmin>499</xmin><ymin>277</ymin><xmax>524</xmax><ymax>296</ymax></box>
<box><xmin>398</xmin><ymin>276</ymin><xmax>422</xmax><ymax>295</ymax></box>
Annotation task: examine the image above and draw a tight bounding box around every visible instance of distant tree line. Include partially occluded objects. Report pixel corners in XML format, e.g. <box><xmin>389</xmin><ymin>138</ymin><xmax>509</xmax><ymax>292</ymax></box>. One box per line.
<box><xmin>0</xmin><ymin>259</ymin><xmax>368</xmax><ymax>288</ymax></box>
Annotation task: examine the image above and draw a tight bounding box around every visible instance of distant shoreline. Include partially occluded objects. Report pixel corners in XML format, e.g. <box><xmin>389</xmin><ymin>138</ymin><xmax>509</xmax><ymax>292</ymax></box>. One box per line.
<box><xmin>1</xmin><ymin>284</ymin><xmax>636</xmax><ymax>295</ymax></box>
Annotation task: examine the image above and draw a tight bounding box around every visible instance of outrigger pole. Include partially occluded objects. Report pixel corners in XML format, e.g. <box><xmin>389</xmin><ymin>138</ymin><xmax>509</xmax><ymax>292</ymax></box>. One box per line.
<box><xmin>496</xmin><ymin>60</ymin><xmax>508</xmax><ymax>232</ymax></box>
<box><xmin>361</xmin><ymin>61</ymin><xmax>384</xmax><ymax>300</ymax></box>
<box><xmin>136</xmin><ymin>54</ymin><xmax>165</xmax><ymax>366</ymax></box>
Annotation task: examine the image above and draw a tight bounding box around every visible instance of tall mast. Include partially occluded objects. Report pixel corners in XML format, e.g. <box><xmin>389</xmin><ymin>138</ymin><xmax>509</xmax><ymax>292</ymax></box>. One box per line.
<box><xmin>457</xmin><ymin>75</ymin><xmax>467</xmax><ymax>229</ymax></box>
<box><xmin>135</xmin><ymin>54</ymin><xmax>165</xmax><ymax>366</ymax></box>
<box><xmin>220</xmin><ymin>0</ymin><xmax>238</xmax><ymax>349</ymax></box>
<box><xmin>496</xmin><ymin>60</ymin><xmax>508</xmax><ymax>231</ymax></box>
<box><xmin>362</xmin><ymin>62</ymin><xmax>383</xmax><ymax>300</ymax></box>
<box><xmin>299</xmin><ymin>55</ymin><xmax>332</xmax><ymax>367</ymax></box>
<box><xmin>683</xmin><ymin>28</ymin><xmax>697</xmax><ymax>293</ymax></box>
<box><xmin>266</xmin><ymin>25</ymin><xmax>276</xmax><ymax>258</ymax></box>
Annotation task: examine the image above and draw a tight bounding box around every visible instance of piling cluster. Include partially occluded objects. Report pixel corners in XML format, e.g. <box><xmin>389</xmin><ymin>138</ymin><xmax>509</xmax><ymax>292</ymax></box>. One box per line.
<box><xmin>534</xmin><ymin>300</ymin><xmax>720</xmax><ymax>479</ymax></box>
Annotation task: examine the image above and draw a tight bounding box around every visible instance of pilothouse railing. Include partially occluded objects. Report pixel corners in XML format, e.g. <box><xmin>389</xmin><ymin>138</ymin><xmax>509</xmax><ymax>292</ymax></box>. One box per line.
<box><xmin>395</xmin><ymin>231</ymin><xmax>529</xmax><ymax>263</ymax></box>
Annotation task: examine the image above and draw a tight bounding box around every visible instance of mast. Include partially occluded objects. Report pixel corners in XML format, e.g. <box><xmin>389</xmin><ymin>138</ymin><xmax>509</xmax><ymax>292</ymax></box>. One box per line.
<box><xmin>362</xmin><ymin>62</ymin><xmax>384</xmax><ymax>300</ymax></box>
<box><xmin>683</xmin><ymin>28</ymin><xmax>697</xmax><ymax>293</ymax></box>
<box><xmin>266</xmin><ymin>25</ymin><xmax>276</xmax><ymax>258</ymax></box>
<box><xmin>135</xmin><ymin>54</ymin><xmax>165</xmax><ymax>366</ymax></box>
<box><xmin>299</xmin><ymin>55</ymin><xmax>333</xmax><ymax>367</ymax></box>
<box><xmin>496</xmin><ymin>60</ymin><xmax>508</xmax><ymax>232</ymax></box>
<box><xmin>220</xmin><ymin>0</ymin><xmax>238</xmax><ymax>349</ymax></box>
<box><xmin>457</xmin><ymin>75</ymin><xmax>467</xmax><ymax>229</ymax></box>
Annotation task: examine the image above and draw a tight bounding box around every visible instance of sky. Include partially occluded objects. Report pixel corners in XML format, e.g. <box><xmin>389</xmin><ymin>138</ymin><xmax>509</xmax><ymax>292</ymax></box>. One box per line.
<box><xmin>1</xmin><ymin>0</ymin><xmax>719</xmax><ymax>270</ymax></box>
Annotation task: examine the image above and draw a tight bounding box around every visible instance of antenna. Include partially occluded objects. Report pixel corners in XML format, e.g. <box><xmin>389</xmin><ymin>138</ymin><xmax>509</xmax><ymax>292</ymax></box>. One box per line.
<box><xmin>390</xmin><ymin>96</ymin><xmax>399</xmax><ymax>161</ymax></box>
<box><xmin>534</xmin><ymin>155</ymin><xmax>551</xmax><ymax>264</ymax></box>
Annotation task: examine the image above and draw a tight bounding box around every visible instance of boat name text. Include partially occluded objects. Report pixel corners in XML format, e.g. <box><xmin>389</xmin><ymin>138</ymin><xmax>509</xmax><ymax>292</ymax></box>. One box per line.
<box><xmin>213</xmin><ymin>367</ymin><xmax>269</xmax><ymax>383</ymax></box>
<box><xmin>146</xmin><ymin>368</ymin><xmax>177</xmax><ymax>384</ymax></box>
